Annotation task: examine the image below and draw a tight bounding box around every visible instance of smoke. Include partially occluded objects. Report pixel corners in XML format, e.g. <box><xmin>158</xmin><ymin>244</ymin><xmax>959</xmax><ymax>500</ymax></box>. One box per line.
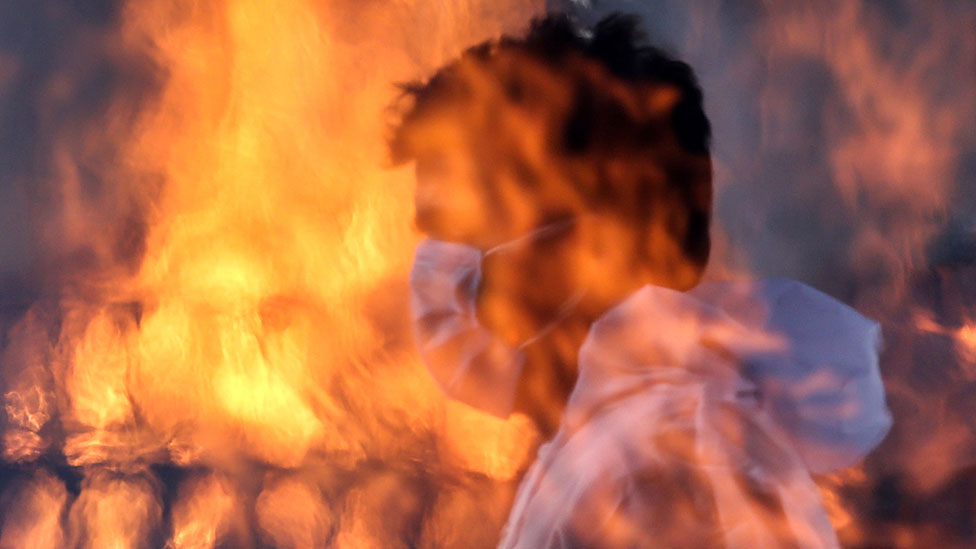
<box><xmin>1</xmin><ymin>0</ymin><xmax>974</xmax><ymax>546</ymax></box>
<box><xmin>1</xmin><ymin>1</ymin><xmax>547</xmax><ymax>547</ymax></box>
<box><xmin>0</xmin><ymin>0</ymin><xmax>160</xmax><ymax>332</ymax></box>
<box><xmin>556</xmin><ymin>0</ymin><xmax>976</xmax><ymax>545</ymax></box>
<box><xmin>555</xmin><ymin>0</ymin><xmax>976</xmax><ymax>298</ymax></box>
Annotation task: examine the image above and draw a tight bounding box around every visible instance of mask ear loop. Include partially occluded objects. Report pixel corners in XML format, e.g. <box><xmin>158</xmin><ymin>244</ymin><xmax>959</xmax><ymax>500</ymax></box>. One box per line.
<box><xmin>483</xmin><ymin>216</ymin><xmax>578</xmax><ymax>257</ymax></box>
<box><xmin>517</xmin><ymin>286</ymin><xmax>588</xmax><ymax>350</ymax></box>
<box><xmin>480</xmin><ymin>216</ymin><xmax>588</xmax><ymax>350</ymax></box>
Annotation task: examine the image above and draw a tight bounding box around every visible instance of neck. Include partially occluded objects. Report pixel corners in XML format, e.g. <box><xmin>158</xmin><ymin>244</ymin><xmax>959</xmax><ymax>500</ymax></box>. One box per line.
<box><xmin>511</xmin><ymin>309</ymin><xmax>596</xmax><ymax>439</ymax></box>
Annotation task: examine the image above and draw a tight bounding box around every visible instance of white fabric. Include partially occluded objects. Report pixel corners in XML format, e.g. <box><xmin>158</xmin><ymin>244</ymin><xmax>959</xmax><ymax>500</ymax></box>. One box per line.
<box><xmin>410</xmin><ymin>239</ymin><xmax>892</xmax><ymax>548</ymax></box>
<box><xmin>411</xmin><ymin>239</ymin><xmax>524</xmax><ymax>417</ymax></box>
<box><xmin>689</xmin><ymin>279</ymin><xmax>891</xmax><ymax>474</ymax></box>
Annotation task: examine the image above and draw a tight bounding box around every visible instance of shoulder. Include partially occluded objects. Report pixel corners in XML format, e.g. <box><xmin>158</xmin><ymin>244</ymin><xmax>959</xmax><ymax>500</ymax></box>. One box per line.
<box><xmin>693</xmin><ymin>278</ymin><xmax>890</xmax><ymax>472</ymax></box>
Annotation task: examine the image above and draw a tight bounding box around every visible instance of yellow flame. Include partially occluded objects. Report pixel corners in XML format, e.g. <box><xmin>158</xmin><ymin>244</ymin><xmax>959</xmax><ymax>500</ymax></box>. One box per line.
<box><xmin>3</xmin><ymin>0</ymin><xmax>544</xmax><ymax>545</ymax></box>
<box><xmin>256</xmin><ymin>477</ymin><xmax>332</xmax><ymax>549</ymax></box>
<box><xmin>169</xmin><ymin>474</ymin><xmax>240</xmax><ymax>549</ymax></box>
<box><xmin>955</xmin><ymin>323</ymin><xmax>976</xmax><ymax>368</ymax></box>
<box><xmin>67</xmin><ymin>472</ymin><xmax>162</xmax><ymax>549</ymax></box>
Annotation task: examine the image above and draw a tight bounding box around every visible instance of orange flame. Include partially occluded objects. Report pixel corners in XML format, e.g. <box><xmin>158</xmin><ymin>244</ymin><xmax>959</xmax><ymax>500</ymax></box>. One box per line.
<box><xmin>1</xmin><ymin>1</ymin><xmax>972</xmax><ymax>546</ymax></box>
<box><xmin>169</xmin><ymin>473</ymin><xmax>241</xmax><ymax>549</ymax></box>
<box><xmin>2</xmin><ymin>0</ymin><xmax>544</xmax><ymax>546</ymax></box>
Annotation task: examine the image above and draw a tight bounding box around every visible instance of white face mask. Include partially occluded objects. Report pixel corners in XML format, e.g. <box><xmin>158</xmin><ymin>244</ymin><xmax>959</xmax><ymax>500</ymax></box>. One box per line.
<box><xmin>409</xmin><ymin>220</ymin><xmax>586</xmax><ymax>417</ymax></box>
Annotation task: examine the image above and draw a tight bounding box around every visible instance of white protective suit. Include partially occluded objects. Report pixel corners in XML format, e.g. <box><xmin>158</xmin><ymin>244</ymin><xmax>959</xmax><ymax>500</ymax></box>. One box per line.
<box><xmin>411</xmin><ymin>239</ymin><xmax>892</xmax><ymax>548</ymax></box>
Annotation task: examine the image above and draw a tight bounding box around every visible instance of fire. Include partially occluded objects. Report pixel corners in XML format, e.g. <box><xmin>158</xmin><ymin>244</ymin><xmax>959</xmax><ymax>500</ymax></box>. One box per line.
<box><xmin>67</xmin><ymin>472</ymin><xmax>163</xmax><ymax>549</ymax></box>
<box><xmin>755</xmin><ymin>1</ymin><xmax>972</xmax><ymax>309</ymax></box>
<box><xmin>169</xmin><ymin>473</ymin><xmax>240</xmax><ymax>549</ymax></box>
<box><xmin>1</xmin><ymin>0</ymin><xmax>973</xmax><ymax>546</ymax></box>
<box><xmin>0</xmin><ymin>471</ymin><xmax>68</xmax><ymax>549</ymax></box>
<box><xmin>914</xmin><ymin>311</ymin><xmax>976</xmax><ymax>380</ymax></box>
<box><xmin>954</xmin><ymin>322</ymin><xmax>976</xmax><ymax>366</ymax></box>
<box><xmin>256</xmin><ymin>476</ymin><xmax>332</xmax><ymax>549</ymax></box>
<box><xmin>2</xmin><ymin>0</ymin><xmax>543</xmax><ymax>546</ymax></box>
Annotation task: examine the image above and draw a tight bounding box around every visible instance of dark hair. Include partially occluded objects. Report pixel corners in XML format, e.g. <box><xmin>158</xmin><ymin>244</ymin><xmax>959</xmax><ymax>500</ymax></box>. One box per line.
<box><xmin>391</xmin><ymin>12</ymin><xmax>713</xmax><ymax>271</ymax></box>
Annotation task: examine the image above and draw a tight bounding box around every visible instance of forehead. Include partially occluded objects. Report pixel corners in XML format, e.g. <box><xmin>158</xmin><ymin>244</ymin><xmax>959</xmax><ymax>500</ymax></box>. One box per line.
<box><xmin>400</xmin><ymin>50</ymin><xmax>582</xmax><ymax>157</ymax></box>
<box><xmin>403</xmin><ymin>69</ymin><xmax>685</xmax><ymax>164</ymax></box>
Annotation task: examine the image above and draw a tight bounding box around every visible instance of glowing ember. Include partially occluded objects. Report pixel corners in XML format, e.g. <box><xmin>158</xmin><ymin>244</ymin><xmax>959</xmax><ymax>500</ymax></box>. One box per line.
<box><xmin>955</xmin><ymin>323</ymin><xmax>976</xmax><ymax>366</ymax></box>
<box><xmin>168</xmin><ymin>473</ymin><xmax>239</xmax><ymax>549</ymax></box>
<box><xmin>915</xmin><ymin>312</ymin><xmax>976</xmax><ymax>379</ymax></box>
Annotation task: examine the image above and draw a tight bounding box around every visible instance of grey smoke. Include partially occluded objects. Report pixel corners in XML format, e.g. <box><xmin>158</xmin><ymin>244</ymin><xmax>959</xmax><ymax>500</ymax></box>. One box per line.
<box><xmin>553</xmin><ymin>0</ymin><xmax>976</xmax><ymax>544</ymax></box>
<box><xmin>552</xmin><ymin>0</ymin><xmax>976</xmax><ymax>300</ymax></box>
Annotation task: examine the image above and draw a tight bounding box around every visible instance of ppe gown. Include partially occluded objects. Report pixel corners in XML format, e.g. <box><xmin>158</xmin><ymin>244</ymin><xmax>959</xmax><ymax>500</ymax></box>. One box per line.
<box><xmin>410</xmin><ymin>239</ymin><xmax>892</xmax><ymax>548</ymax></box>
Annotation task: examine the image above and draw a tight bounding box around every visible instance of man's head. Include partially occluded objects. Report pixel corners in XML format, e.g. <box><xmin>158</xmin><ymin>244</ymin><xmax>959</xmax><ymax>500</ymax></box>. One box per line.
<box><xmin>393</xmin><ymin>13</ymin><xmax>713</xmax><ymax>340</ymax></box>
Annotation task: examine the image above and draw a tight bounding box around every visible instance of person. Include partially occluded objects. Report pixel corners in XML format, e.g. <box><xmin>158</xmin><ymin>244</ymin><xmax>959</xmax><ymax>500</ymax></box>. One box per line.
<box><xmin>393</xmin><ymin>13</ymin><xmax>891</xmax><ymax>548</ymax></box>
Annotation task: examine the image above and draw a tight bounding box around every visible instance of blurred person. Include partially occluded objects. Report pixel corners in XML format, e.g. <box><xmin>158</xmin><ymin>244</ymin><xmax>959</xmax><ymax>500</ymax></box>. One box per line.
<box><xmin>394</xmin><ymin>13</ymin><xmax>891</xmax><ymax>548</ymax></box>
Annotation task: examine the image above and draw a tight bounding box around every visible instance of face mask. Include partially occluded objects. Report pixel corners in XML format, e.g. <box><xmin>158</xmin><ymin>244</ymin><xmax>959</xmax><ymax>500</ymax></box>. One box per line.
<box><xmin>410</xmin><ymin>221</ymin><xmax>586</xmax><ymax>417</ymax></box>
